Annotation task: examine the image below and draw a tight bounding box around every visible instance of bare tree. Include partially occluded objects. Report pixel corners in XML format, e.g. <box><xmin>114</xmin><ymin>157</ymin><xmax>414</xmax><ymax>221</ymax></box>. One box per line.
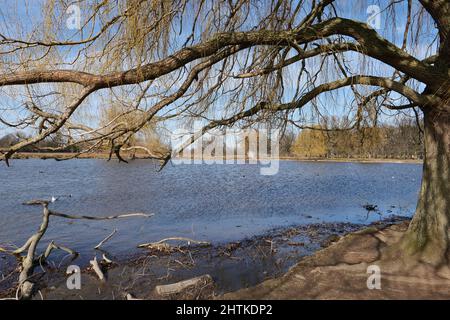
<box><xmin>0</xmin><ymin>0</ymin><xmax>449</xmax><ymax>265</ymax></box>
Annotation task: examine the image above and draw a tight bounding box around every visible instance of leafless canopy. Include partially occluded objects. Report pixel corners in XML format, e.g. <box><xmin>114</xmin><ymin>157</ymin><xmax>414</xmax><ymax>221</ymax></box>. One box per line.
<box><xmin>0</xmin><ymin>0</ymin><xmax>448</xmax><ymax>165</ymax></box>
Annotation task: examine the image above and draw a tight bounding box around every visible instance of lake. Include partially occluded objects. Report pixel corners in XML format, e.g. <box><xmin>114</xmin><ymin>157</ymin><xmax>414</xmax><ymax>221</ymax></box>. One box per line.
<box><xmin>0</xmin><ymin>159</ymin><xmax>422</xmax><ymax>270</ymax></box>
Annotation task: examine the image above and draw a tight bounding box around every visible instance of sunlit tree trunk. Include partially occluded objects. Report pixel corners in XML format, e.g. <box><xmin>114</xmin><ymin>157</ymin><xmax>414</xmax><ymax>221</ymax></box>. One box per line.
<box><xmin>401</xmin><ymin>107</ymin><xmax>450</xmax><ymax>265</ymax></box>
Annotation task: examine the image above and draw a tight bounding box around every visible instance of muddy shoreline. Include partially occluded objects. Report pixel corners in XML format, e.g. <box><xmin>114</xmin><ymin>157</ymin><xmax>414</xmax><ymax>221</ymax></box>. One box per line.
<box><xmin>0</xmin><ymin>216</ymin><xmax>409</xmax><ymax>299</ymax></box>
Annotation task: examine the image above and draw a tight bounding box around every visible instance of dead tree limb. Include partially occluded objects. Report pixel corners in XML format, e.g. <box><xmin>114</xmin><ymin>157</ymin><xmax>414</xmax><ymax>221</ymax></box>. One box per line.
<box><xmin>102</xmin><ymin>254</ymin><xmax>113</xmax><ymax>264</ymax></box>
<box><xmin>154</xmin><ymin>274</ymin><xmax>213</xmax><ymax>297</ymax></box>
<box><xmin>125</xmin><ymin>293</ymin><xmax>142</xmax><ymax>300</ymax></box>
<box><xmin>42</xmin><ymin>241</ymin><xmax>79</xmax><ymax>261</ymax></box>
<box><xmin>138</xmin><ymin>237</ymin><xmax>210</xmax><ymax>253</ymax></box>
<box><xmin>16</xmin><ymin>202</ymin><xmax>51</xmax><ymax>299</ymax></box>
<box><xmin>11</xmin><ymin>200</ymin><xmax>153</xmax><ymax>299</ymax></box>
<box><xmin>94</xmin><ymin>229</ymin><xmax>118</xmax><ymax>250</ymax></box>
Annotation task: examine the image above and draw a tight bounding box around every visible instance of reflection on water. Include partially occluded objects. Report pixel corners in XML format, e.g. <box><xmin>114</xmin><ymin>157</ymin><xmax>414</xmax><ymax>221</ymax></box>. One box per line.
<box><xmin>0</xmin><ymin>159</ymin><xmax>421</xmax><ymax>266</ymax></box>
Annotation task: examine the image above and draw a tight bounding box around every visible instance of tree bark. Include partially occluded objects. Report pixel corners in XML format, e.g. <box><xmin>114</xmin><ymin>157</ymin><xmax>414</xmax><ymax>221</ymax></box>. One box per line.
<box><xmin>18</xmin><ymin>204</ymin><xmax>51</xmax><ymax>299</ymax></box>
<box><xmin>400</xmin><ymin>107</ymin><xmax>450</xmax><ymax>266</ymax></box>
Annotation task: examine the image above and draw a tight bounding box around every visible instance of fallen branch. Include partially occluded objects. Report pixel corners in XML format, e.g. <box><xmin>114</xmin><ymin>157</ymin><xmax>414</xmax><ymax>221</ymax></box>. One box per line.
<box><xmin>11</xmin><ymin>199</ymin><xmax>153</xmax><ymax>299</ymax></box>
<box><xmin>139</xmin><ymin>242</ymin><xmax>171</xmax><ymax>253</ymax></box>
<box><xmin>138</xmin><ymin>237</ymin><xmax>210</xmax><ymax>249</ymax></box>
<box><xmin>50</xmin><ymin>212</ymin><xmax>153</xmax><ymax>220</ymax></box>
<box><xmin>102</xmin><ymin>253</ymin><xmax>113</xmax><ymax>264</ymax></box>
<box><xmin>22</xmin><ymin>199</ymin><xmax>51</xmax><ymax>206</ymax></box>
<box><xmin>89</xmin><ymin>256</ymin><xmax>105</xmax><ymax>281</ymax></box>
<box><xmin>154</xmin><ymin>274</ymin><xmax>213</xmax><ymax>296</ymax></box>
<box><xmin>0</xmin><ymin>246</ymin><xmax>12</xmax><ymax>254</ymax></box>
<box><xmin>43</xmin><ymin>241</ymin><xmax>79</xmax><ymax>260</ymax></box>
<box><xmin>126</xmin><ymin>293</ymin><xmax>142</xmax><ymax>300</ymax></box>
<box><xmin>94</xmin><ymin>229</ymin><xmax>118</xmax><ymax>249</ymax></box>
<box><xmin>16</xmin><ymin>202</ymin><xmax>51</xmax><ymax>299</ymax></box>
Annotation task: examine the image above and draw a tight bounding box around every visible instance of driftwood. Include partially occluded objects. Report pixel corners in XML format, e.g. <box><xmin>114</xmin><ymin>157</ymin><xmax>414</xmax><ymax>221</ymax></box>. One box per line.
<box><xmin>138</xmin><ymin>237</ymin><xmax>210</xmax><ymax>253</ymax></box>
<box><xmin>88</xmin><ymin>254</ymin><xmax>115</xmax><ymax>282</ymax></box>
<box><xmin>15</xmin><ymin>202</ymin><xmax>52</xmax><ymax>299</ymax></box>
<box><xmin>94</xmin><ymin>229</ymin><xmax>117</xmax><ymax>249</ymax></box>
<box><xmin>89</xmin><ymin>256</ymin><xmax>105</xmax><ymax>281</ymax></box>
<box><xmin>102</xmin><ymin>253</ymin><xmax>113</xmax><ymax>264</ymax></box>
<box><xmin>125</xmin><ymin>293</ymin><xmax>142</xmax><ymax>300</ymax></box>
<box><xmin>42</xmin><ymin>241</ymin><xmax>79</xmax><ymax>260</ymax></box>
<box><xmin>10</xmin><ymin>200</ymin><xmax>153</xmax><ymax>299</ymax></box>
<box><xmin>154</xmin><ymin>274</ymin><xmax>213</xmax><ymax>296</ymax></box>
<box><xmin>0</xmin><ymin>246</ymin><xmax>10</xmax><ymax>253</ymax></box>
<box><xmin>50</xmin><ymin>212</ymin><xmax>153</xmax><ymax>220</ymax></box>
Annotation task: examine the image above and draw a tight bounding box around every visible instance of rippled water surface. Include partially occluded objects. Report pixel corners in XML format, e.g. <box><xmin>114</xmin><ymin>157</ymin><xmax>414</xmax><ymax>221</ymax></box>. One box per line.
<box><xmin>0</xmin><ymin>159</ymin><xmax>421</xmax><ymax>265</ymax></box>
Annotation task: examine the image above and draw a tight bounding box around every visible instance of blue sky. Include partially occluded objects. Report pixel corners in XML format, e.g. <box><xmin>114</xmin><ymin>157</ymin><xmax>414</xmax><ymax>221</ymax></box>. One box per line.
<box><xmin>0</xmin><ymin>0</ymin><xmax>439</xmax><ymax>137</ymax></box>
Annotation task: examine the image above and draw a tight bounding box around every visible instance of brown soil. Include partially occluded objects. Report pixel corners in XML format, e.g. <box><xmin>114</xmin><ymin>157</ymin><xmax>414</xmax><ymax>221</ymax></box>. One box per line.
<box><xmin>223</xmin><ymin>221</ymin><xmax>450</xmax><ymax>299</ymax></box>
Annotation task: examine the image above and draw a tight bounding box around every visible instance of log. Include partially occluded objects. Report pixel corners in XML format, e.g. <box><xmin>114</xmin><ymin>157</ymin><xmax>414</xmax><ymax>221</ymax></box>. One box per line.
<box><xmin>155</xmin><ymin>274</ymin><xmax>213</xmax><ymax>296</ymax></box>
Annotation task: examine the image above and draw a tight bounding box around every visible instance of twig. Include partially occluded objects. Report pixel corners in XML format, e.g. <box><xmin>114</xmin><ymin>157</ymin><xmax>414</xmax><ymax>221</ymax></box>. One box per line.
<box><xmin>94</xmin><ymin>229</ymin><xmax>118</xmax><ymax>249</ymax></box>
<box><xmin>102</xmin><ymin>253</ymin><xmax>113</xmax><ymax>264</ymax></box>
<box><xmin>43</xmin><ymin>241</ymin><xmax>79</xmax><ymax>260</ymax></box>
<box><xmin>126</xmin><ymin>293</ymin><xmax>142</xmax><ymax>300</ymax></box>
<box><xmin>0</xmin><ymin>246</ymin><xmax>13</xmax><ymax>255</ymax></box>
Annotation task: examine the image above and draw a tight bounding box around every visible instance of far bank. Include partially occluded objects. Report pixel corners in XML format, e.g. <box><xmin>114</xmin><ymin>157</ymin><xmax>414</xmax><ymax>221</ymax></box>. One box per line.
<box><xmin>8</xmin><ymin>152</ymin><xmax>422</xmax><ymax>164</ymax></box>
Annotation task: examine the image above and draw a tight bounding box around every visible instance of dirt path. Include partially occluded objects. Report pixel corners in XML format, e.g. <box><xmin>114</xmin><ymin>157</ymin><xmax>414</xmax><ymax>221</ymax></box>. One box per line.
<box><xmin>223</xmin><ymin>221</ymin><xmax>450</xmax><ymax>299</ymax></box>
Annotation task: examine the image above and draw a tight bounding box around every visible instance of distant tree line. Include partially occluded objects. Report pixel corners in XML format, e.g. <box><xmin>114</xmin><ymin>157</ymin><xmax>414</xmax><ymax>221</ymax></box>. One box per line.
<box><xmin>0</xmin><ymin>132</ymin><xmax>79</xmax><ymax>153</ymax></box>
<box><xmin>286</xmin><ymin>117</ymin><xmax>423</xmax><ymax>159</ymax></box>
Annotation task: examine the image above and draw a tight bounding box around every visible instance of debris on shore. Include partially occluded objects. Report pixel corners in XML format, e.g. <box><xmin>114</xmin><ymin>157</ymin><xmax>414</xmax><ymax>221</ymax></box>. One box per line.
<box><xmin>0</xmin><ymin>216</ymin><xmax>410</xmax><ymax>300</ymax></box>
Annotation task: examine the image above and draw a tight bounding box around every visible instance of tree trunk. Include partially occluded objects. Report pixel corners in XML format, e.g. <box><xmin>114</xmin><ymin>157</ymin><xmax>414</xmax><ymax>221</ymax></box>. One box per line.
<box><xmin>400</xmin><ymin>107</ymin><xmax>450</xmax><ymax>266</ymax></box>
